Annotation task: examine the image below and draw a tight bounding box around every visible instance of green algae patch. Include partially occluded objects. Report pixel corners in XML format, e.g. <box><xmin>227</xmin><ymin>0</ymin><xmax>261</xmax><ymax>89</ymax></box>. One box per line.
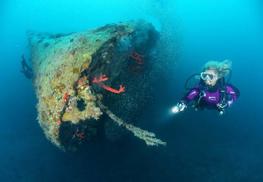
<box><xmin>29</xmin><ymin>21</ymin><xmax>166</xmax><ymax>151</ymax></box>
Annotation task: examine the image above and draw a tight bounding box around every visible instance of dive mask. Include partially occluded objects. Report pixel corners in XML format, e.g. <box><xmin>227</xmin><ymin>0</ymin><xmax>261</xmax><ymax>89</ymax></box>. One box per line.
<box><xmin>200</xmin><ymin>72</ymin><xmax>217</xmax><ymax>81</ymax></box>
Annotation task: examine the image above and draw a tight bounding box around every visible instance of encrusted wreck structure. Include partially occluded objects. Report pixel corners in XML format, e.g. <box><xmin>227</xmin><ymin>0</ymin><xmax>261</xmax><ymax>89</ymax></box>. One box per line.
<box><xmin>29</xmin><ymin>20</ymin><xmax>166</xmax><ymax>151</ymax></box>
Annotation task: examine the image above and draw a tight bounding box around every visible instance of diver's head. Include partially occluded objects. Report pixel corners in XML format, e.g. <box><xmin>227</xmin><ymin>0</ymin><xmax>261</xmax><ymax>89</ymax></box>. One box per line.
<box><xmin>200</xmin><ymin>69</ymin><xmax>219</xmax><ymax>86</ymax></box>
<box><xmin>201</xmin><ymin>60</ymin><xmax>232</xmax><ymax>87</ymax></box>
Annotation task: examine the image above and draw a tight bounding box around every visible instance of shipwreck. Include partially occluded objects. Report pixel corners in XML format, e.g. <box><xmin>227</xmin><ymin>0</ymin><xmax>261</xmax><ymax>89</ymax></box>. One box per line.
<box><xmin>28</xmin><ymin>20</ymin><xmax>166</xmax><ymax>151</ymax></box>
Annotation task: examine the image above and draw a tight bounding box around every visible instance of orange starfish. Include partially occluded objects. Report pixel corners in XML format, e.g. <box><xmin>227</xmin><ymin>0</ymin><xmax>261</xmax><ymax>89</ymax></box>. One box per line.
<box><xmin>63</xmin><ymin>92</ymin><xmax>70</xmax><ymax>102</ymax></box>
<box><xmin>130</xmin><ymin>51</ymin><xmax>144</xmax><ymax>65</ymax></box>
<box><xmin>92</xmin><ymin>74</ymin><xmax>125</xmax><ymax>94</ymax></box>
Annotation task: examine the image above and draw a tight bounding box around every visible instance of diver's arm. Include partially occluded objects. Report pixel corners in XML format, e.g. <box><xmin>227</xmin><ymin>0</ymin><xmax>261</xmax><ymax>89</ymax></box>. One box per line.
<box><xmin>182</xmin><ymin>87</ymin><xmax>200</xmax><ymax>105</ymax></box>
<box><xmin>172</xmin><ymin>88</ymin><xmax>200</xmax><ymax>114</ymax></box>
<box><xmin>217</xmin><ymin>84</ymin><xmax>240</xmax><ymax>114</ymax></box>
<box><xmin>225</xmin><ymin>84</ymin><xmax>240</xmax><ymax>107</ymax></box>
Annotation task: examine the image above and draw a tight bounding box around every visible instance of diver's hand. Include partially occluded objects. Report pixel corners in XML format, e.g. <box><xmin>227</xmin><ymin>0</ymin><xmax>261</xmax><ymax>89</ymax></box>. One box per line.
<box><xmin>217</xmin><ymin>102</ymin><xmax>228</xmax><ymax>110</ymax></box>
<box><xmin>217</xmin><ymin>103</ymin><xmax>226</xmax><ymax>116</ymax></box>
<box><xmin>171</xmin><ymin>102</ymin><xmax>187</xmax><ymax>114</ymax></box>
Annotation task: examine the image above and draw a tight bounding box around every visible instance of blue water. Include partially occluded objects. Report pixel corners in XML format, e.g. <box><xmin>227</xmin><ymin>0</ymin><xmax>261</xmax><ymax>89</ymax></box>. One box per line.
<box><xmin>1</xmin><ymin>0</ymin><xmax>263</xmax><ymax>181</ymax></box>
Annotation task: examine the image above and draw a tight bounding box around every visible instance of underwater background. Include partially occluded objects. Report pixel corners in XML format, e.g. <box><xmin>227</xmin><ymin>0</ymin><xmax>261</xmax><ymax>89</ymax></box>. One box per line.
<box><xmin>0</xmin><ymin>0</ymin><xmax>263</xmax><ymax>181</ymax></box>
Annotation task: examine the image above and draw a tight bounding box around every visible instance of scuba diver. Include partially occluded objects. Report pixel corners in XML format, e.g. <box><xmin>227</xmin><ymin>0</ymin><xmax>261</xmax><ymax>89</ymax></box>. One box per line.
<box><xmin>21</xmin><ymin>54</ymin><xmax>33</xmax><ymax>79</ymax></box>
<box><xmin>172</xmin><ymin>60</ymin><xmax>240</xmax><ymax>115</ymax></box>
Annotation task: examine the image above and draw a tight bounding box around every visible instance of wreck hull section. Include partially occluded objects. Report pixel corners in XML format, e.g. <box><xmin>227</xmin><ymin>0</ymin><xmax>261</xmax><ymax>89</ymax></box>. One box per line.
<box><xmin>29</xmin><ymin>21</ymin><xmax>159</xmax><ymax>150</ymax></box>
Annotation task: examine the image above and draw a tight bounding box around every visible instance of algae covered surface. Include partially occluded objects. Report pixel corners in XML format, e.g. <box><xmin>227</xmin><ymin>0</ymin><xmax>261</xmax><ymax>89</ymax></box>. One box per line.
<box><xmin>29</xmin><ymin>20</ymin><xmax>166</xmax><ymax>151</ymax></box>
